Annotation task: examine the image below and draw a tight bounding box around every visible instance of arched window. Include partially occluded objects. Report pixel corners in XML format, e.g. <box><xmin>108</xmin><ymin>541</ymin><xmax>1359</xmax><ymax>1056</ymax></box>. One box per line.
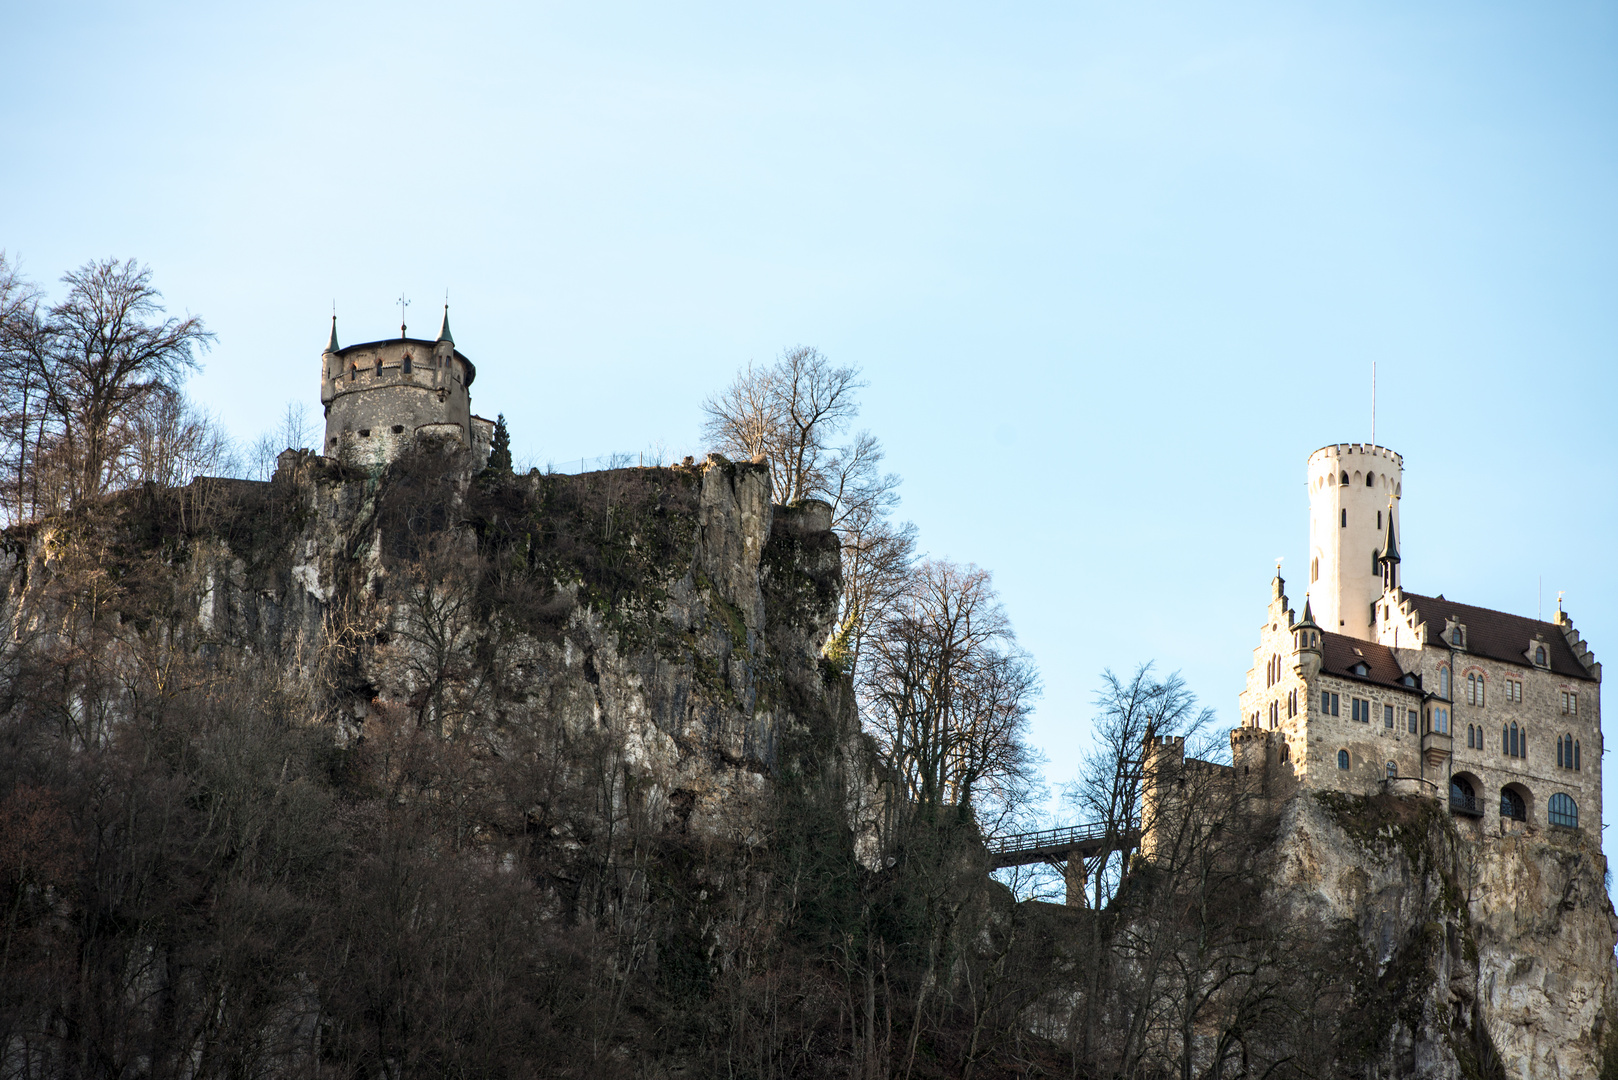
<box><xmin>1575</xmin><ymin>740</ymin><xmax>1581</xmax><ymax>771</ymax></box>
<box><xmin>1548</xmin><ymin>793</ymin><xmax>1577</xmax><ymax>829</ymax></box>
<box><xmin>1451</xmin><ymin>776</ymin><xmax>1476</xmax><ymax>811</ymax></box>
<box><xmin>1438</xmin><ymin>666</ymin><xmax>1450</xmax><ymax>699</ymax></box>
<box><xmin>1269</xmin><ymin>701</ymin><xmax>1278</xmax><ymax>728</ymax></box>
<box><xmin>1535</xmin><ymin>645</ymin><xmax>1547</xmax><ymax>666</ymax></box>
<box><xmin>1340</xmin><ymin>471</ymin><xmax>1349</xmax><ymax>485</ymax></box>
<box><xmin>1341</xmin><ymin>509</ymin><xmax>1347</xmax><ymax>528</ymax></box>
<box><xmin>1558</xmin><ymin>735</ymin><xmax>1565</xmax><ymax>768</ymax></box>
<box><xmin>1311</xmin><ymin>557</ymin><xmax>1319</xmax><ymax>582</ymax></box>
<box><xmin>1500</xmin><ymin>788</ymin><xmax>1526</xmax><ymax>822</ymax></box>
<box><xmin>1386</xmin><ymin>761</ymin><xmax>1396</xmax><ymax>778</ymax></box>
<box><xmin>402</xmin><ymin>354</ymin><xmax>412</xmax><ymax>375</ymax></box>
<box><xmin>1467</xmin><ymin>724</ymin><xmax>1475</xmax><ymax>749</ymax></box>
<box><xmin>1366</xmin><ymin>473</ymin><xmax>1374</xmax><ymax>487</ymax></box>
<box><xmin>1451</xmin><ymin>627</ymin><xmax>1464</xmax><ymax>647</ymax></box>
<box><xmin>1280</xmin><ymin>742</ymin><xmax>1290</xmax><ymax>763</ymax></box>
<box><xmin>1337</xmin><ymin>749</ymin><xmax>1350</xmax><ymax>770</ymax></box>
<box><xmin>1288</xmin><ymin>690</ymin><xmax>1297</xmax><ymax>718</ymax></box>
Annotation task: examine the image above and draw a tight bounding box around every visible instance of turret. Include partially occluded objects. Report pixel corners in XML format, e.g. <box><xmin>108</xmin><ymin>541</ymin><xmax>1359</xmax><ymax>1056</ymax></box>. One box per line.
<box><xmin>1306</xmin><ymin>443</ymin><xmax>1403</xmax><ymax>641</ymax></box>
<box><xmin>1377</xmin><ymin>504</ymin><xmax>1400</xmax><ymax>592</ymax></box>
<box><xmin>434</xmin><ymin>304</ymin><xmax>455</xmax><ymax>377</ymax></box>
<box><xmin>1292</xmin><ymin>597</ymin><xmax>1322</xmax><ymax>679</ymax></box>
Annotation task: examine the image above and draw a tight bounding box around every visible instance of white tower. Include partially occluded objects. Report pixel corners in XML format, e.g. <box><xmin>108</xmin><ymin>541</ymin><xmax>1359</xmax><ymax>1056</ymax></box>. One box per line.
<box><xmin>1305</xmin><ymin>443</ymin><xmax>1402</xmax><ymax>641</ymax></box>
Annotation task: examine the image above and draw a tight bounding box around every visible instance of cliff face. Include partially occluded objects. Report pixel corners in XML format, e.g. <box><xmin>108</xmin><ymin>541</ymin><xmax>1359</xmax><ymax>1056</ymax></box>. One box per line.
<box><xmin>0</xmin><ymin>449</ymin><xmax>860</xmax><ymax>845</ymax></box>
<box><xmin>1275</xmin><ymin>790</ymin><xmax>1616</xmax><ymax>1078</ymax></box>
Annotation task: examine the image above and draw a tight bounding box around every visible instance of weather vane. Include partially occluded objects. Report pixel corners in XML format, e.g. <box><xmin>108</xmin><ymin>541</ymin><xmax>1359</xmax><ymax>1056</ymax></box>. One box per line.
<box><xmin>398</xmin><ymin>293</ymin><xmax>410</xmax><ymax>338</ymax></box>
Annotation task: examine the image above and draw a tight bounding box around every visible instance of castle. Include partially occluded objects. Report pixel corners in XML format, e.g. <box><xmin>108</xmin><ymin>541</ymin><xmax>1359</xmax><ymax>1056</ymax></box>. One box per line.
<box><xmin>1225</xmin><ymin>442</ymin><xmax>1602</xmax><ymax>833</ymax></box>
<box><xmin>318</xmin><ymin>307</ymin><xmax>495</xmax><ymax>467</ymax></box>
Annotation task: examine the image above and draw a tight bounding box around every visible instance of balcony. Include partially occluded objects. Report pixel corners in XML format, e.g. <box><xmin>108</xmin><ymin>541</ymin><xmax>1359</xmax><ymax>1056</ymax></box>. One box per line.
<box><xmin>1449</xmin><ymin>792</ymin><xmax>1484</xmax><ymax>817</ymax></box>
<box><xmin>1421</xmin><ymin>731</ymin><xmax>1453</xmax><ymax>770</ymax></box>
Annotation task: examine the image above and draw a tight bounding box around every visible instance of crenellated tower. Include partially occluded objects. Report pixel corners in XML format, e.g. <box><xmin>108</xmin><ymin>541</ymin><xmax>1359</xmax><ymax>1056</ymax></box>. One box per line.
<box><xmin>1306</xmin><ymin>443</ymin><xmax>1402</xmax><ymax>640</ymax></box>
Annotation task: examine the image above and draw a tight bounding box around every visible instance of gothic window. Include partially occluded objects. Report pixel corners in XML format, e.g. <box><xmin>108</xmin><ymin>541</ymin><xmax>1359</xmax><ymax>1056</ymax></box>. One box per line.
<box><xmin>1535</xmin><ymin>645</ymin><xmax>1547</xmax><ymax>666</ymax></box>
<box><xmin>1575</xmin><ymin>740</ymin><xmax>1581</xmax><ymax>771</ymax></box>
<box><xmin>1340</xmin><ymin>471</ymin><xmax>1349</xmax><ymax>485</ymax></box>
<box><xmin>1466</xmin><ymin>673</ymin><xmax>1484</xmax><ymax>706</ymax></box>
<box><xmin>1288</xmin><ymin>690</ymin><xmax>1297</xmax><ymax>718</ymax></box>
<box><xmin>1548</xmin><ymin>793</ymin><xmax>1578</xmax><ymax>829</ymax></box>
<box><xmin>403</xmin><ymin>355</ymin><xmax>412</xmax><ymax>375</ymax></box>
<box><xmin>1500</xmin><ymin>788</ymin><xmax>1527</xmax><ymax>822</ymax></box>
<box><xmin>1387</xmin><ymin>761</ymin><xmax>1396</xmax><ymax>778</ymax></box>
<box><xmin>1467</xmin><ymin>724</ymin><xmax>1475</xmax><ymax>749</ymax></box>
<box><xmin>1269</xmin><ymin>701</ymin><xmax>1278</xmax><ymax>728</ymax></box>
<box><xmin>1337</xmin><ymin>749</ymin><xmax>1350</xmax><ymax>770</ymax></box>
<box><xmin>1558</xmin><ymin>735</ymin><xmax>1567</xmax><ymax>768</ymax></box>
<box><xmin>1438</xmin><ymin>666</ymin><xmax>1450</xmax><ymax>700</ymax></box>
<box><xmin>1451</xmin><ymin>626</ymin><xmax>1465</xmax><ymax>647</ymax></box>
<box><xmin>1366</xmin><ymin>473</ymin><xmax>1374</xmax><ymax>487</ymax></box>
<box><xmin>1503</xmin><ymin>722</ymin><xmax>1526</xmax><ymax>759</ymax></box>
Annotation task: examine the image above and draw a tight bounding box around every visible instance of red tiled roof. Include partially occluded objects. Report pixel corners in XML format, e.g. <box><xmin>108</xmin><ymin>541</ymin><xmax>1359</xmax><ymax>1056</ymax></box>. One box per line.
<box><xmin>1319</xmin><ymin>632</ymin><xmax>1421</xmax><ymax>694</ymax></box>
<box><xmin>1400</xmin><ymin>592</ymin><xmax>1594</xmax><ymax>683</ymax></box>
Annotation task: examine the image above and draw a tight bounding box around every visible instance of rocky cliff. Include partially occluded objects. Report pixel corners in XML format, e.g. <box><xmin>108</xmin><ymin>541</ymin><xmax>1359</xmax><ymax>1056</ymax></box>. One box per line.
<box><xmin>1275</xmin><ymin>790</ymin><xmax>1616</xmax><ymax>1078</ymax></box>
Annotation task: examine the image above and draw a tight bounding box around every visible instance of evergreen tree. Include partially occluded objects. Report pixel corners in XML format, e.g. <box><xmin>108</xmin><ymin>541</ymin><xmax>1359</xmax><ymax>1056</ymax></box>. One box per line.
<box><xmin>487</xmin><ymin>413</ymin><xmax>512</xmax><ymax>473</ymax></box>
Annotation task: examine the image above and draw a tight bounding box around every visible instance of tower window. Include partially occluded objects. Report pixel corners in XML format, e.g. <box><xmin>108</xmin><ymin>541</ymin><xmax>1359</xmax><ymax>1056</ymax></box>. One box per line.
<box><xmin>1372</xmin><ymin>549</ymin><xmax>1379</xmax><ymax>575</ymax></box>
<box><xmin>1311</xmin><ymin>557</ymin><xmax>1318</xmax><ymax>583</ymax></box>
<box><xmin>358</xmin><ymin>429</ymin><xmax>370</xmax><ymax>438</ymax></box>
<box><xmin>1341</xmin><ymin>509</ymin><xmax>1347</xmax><ymax>528</ymax></box>
<box><xmin>1548</xmin><ymin>792</ymin><xmax>1578</xmax><ymax>829</ymax></box>
<box><xmin>1337</xmin><ymin>749</ymin><xmax>1349</xmax><ymax>770</ymax></box>
<box><xmin>403</xmin><ymin>355</ymin><xmax>412</xmax><ymax>375</ymax></box>
<box><xmin>1366</xmin><ymin>473</ymin><xmax>1374</xmax><ymax>487</ymax></box>
<box><xmin>1340</xmin><ymin>471</ymin><xmax>1349</xmax><ymax>485</ymax></box>
<box><xmin>1288</xmin><ymin>690</ymin><xmax>1297</xmax><ymax>718</ymax></box>
<box><xmin>392</xmin><ymin>425</ymin><xmax>404</xmax><ymax>434</ymax></box>
<box><xmin>1377</xmin><ymin>510</ymin><xmax>1382</xmax><ymax>529</ymax></box>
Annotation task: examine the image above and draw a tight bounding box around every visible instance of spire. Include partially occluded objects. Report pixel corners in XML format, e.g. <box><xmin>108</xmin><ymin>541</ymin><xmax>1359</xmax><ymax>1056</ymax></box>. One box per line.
<box><xmin>1378</xmin><ymin>513</ymin><xmax>1400</xmax><ymax>565</ymax></box>
<box><xmin>325</xmin><ymin>314</ymin><xmax>340</xmax><ymax>353</ymax></box>
<box><xmin>1297</xmin><ymin>597</ymin><xmax>1318</xmax><ymax>629</ymax></box>
<box><xmin>437</xmin><ymin>304</ymin><xmax>454</xmax><ymax>345</ymax></box>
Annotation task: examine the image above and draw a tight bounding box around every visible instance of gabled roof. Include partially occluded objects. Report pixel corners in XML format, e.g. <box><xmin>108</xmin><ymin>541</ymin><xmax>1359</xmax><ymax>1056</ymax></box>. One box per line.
<box><xmin>1319</xmin><ymin>631</ymin><xmax>1421</xmax><ymax>694</ymax></box>
<box><xmin>1400</xmin><ymin>591</ymin><xmax>1594</xmax><ymax>682</ymax></box>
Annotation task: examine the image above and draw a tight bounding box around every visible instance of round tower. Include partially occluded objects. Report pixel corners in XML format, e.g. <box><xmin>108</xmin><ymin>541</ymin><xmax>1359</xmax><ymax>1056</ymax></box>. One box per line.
<box><xmin>1305</xmin><ymin>443</ymin><xmax>1402</xmax><ymax>641</ymax></box>
<box><xmin>318</xmin><ymin>306</ymin><xmax>479</xmax><ymax>467</ymax></box>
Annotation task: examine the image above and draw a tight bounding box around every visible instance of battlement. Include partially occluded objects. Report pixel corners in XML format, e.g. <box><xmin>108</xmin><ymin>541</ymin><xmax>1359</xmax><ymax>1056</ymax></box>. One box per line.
<box><xmin>1308</xmin><ymin>442</ymin><xmax>1404</xmax><ymax>468</ymax></box>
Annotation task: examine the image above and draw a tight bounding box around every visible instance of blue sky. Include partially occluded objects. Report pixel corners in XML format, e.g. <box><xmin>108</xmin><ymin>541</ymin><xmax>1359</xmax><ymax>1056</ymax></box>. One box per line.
<box><xmin>5</xmin><ymin>2</ymin><xmax>1616</xmax><ymax>849</ymax></box>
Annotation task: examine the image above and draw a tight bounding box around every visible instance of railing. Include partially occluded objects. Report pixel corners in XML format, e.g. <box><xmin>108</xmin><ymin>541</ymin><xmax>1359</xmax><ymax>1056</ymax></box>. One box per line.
<box><xmin>1449</xmin><ymin>792</ymin><xmax>1484</xmax><ymax>817</ymax></box>
<box><xmin>985</xmin><ymin>820</ymin><xmax>1121</xmax><ymax>858</ymax></box>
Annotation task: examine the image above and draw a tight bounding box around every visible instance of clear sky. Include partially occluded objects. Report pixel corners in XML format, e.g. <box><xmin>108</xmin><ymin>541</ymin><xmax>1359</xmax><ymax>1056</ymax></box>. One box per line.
<box><xmin>5</xmin><ymin>2</ymin><xmax>1616</xmax><ymax>852</ymax></box>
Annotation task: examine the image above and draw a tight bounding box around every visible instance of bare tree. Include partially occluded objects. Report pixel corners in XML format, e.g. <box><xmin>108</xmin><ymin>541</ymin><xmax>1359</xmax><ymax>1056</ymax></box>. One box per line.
<box><xmin>861</xmin><ymin>559</ymin><xmax>1041</xmax><ymax>827</ymax></box>
<box><xmin>703</xmin><ymin>346</ymin><xmax>911</xmax><ymax>670</ymax></box>
<box><xmin>1065</xmin><ymin>663</ymin><xmax>1215</xmax><ymax>909</ymax></box>
<box><xmin>247</xmin><ymin>400</ymin><xmax>314</xmax><ymax>479</ymax></box>
<box><xmin>124</xmin><ymin>392</ymin><xmax>239</xmax><ymax>488</ymax></box>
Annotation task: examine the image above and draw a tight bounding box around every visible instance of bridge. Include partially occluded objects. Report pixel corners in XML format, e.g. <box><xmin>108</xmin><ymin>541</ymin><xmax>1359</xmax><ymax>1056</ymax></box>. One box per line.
<box><xmin>985</xmin><ymin>821</ymin><xmax>1140</xmax><ymax>906</ymax></box>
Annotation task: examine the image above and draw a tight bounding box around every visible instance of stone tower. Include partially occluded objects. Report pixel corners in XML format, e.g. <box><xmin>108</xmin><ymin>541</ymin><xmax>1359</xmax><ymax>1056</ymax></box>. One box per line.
<box><xmin>1306</xmin><ymin>443</ymin><xmax>1402</xmax><ymax>641</ymax></box>
<box><xmin>319</xmin><ymin>306</ymin><xmax>492</xmax><ymax>467</ymax></box>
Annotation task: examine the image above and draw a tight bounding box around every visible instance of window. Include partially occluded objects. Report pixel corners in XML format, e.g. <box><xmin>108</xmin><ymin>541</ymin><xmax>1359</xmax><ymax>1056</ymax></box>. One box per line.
<box><xmin>1562</xmin><ymin>692</ymin><xmax>1578</xmax><ymax>716</ymax></box>
<box><xmin>1438</xmin><ymin>666</ymin><xmax>1450</xmax><ymax>700</ymax></box>
<box><xmin>1506</xmin><ymin>679</ymin><xmax>1522</xmax><ymax>703</ymax></box>
<box><xmin>1451</xmin><ymin>626</ymin><xmax>1465</xmax><ymax>647</ymax></box>
<box><xmin>1503</xmin><ymin>722</ymin><xmax>1526</xmax><ymax>760</ymax></box>
<box><xmin>1372</xmin><ymin>549</ymin><xmax>1380</xmax><ymax>575</ymax></box>
<box><xmin>1408</xmin><ymin>709</ymin><xmax>1418</xmax><ymax>734</ymax></box>
<box><xmin>1387</xmin><ymin>761</ymin><xmax>1397</xmax><ymax>778</ymax></box>
<box><xmin>1321</xmin><ymin>691</ymin><xmax>1340</xmax><ymax>717</ymax></box>
<box><xmin>1431</xmin><ymin>706</ymin><xmax>1449</xmax><ymax>735</ymax></box>
<box><xmin>1557</xmin><ymin>735</ymin><xmax>1583</xmax><ymax>771</ymax></box>
<box><xmin>402</xmin><ymin>355</ymin><xmax>412</xmax><ymax>375</ymax></box>
<box><xmin>1383</xmin><ymin>703</ymin><xmax>1394</xmax><ymax>728</ymax></box>
<box><xmin>1269</xmin><ymin>700</ymin><xmax>1278</xmax><ymax>728</ymax></box>
<box><xmin>1548</xmin><ymin>792</ymin><xmax>1578</xmax><ymax>829</ymax></box>
<box><xmin>391</xmin><ymin>424</ymin><xmax>404</xmax><ymax>434</ymax></box>
<box><xmin>1341</xmin><ymin>509</ymin><xmax>1347</xmax><ymax>528</ymax></box>
<box><xmin>1311</xmin><ymin>557</ymin><xmax>1319</xmax><ymax>583</ymax></box>
<box><xmin>1351</xmin><ymin>697</ymin><xmax>1370</xmax><ymax>723</ymax></box>
<box><xmin>1501</xmin><ymin>788</ymin><xmax>1527</xmax><ymax>822</ymax></box>
<box><xmin>1451</xmin><ymin>777</ymin><xmax>1478</xmax><ymax>813</ymax></box>
<box><xmin>1466</xmin><ymin>673</ymin><xmax>1484</xmax><ymax>707</ymax></box>
<box><xmin>1535</xmin><ymin>645</ymin><xmax>1547</xmax><ymax>667</ymax></box>
<box><xmin>358</xmin><ymin>429</ymin><xmax>370</xmax><ymax>438</ymax></box>
<box><xmin>1340</xmin><ymin>471</ymin><xmax>1349</xmax><ymax>485</ymax></box>
<box><xmin>1288</xmin><ymin>690</ymin><xmax>1297</xmax><ymax>718</ymax></box>
<box><xmin>1337</xmin><ymin>749</ymin><xmax>1350</xmax><ymax>770</ymax></box>
<box><xmin>1467</xmin><ymin>724</ymin><xmax>1475</xmax><ymax>749</ymax></box>
<box><xmin>1377</xmin><ymin>510</ymin><xmax>1382</xmax><ymax>530</ymax></box>
<box><xmin>1366</xmin><ymin>473</ymin><xmax>1374</xmax><ymax>487</ymax></box>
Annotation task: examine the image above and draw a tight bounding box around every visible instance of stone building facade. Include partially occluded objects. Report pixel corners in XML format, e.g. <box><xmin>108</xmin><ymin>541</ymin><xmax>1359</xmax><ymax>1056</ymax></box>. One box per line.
<box><xmin>319</xmin><ymin>307</ymin><xmax>495</xmax><ymax>467</ymax></box>
<box><xmin>1236</xmin><ymin>442</ymin><xmax>1602</xmax><ymax>838</ymax></box>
